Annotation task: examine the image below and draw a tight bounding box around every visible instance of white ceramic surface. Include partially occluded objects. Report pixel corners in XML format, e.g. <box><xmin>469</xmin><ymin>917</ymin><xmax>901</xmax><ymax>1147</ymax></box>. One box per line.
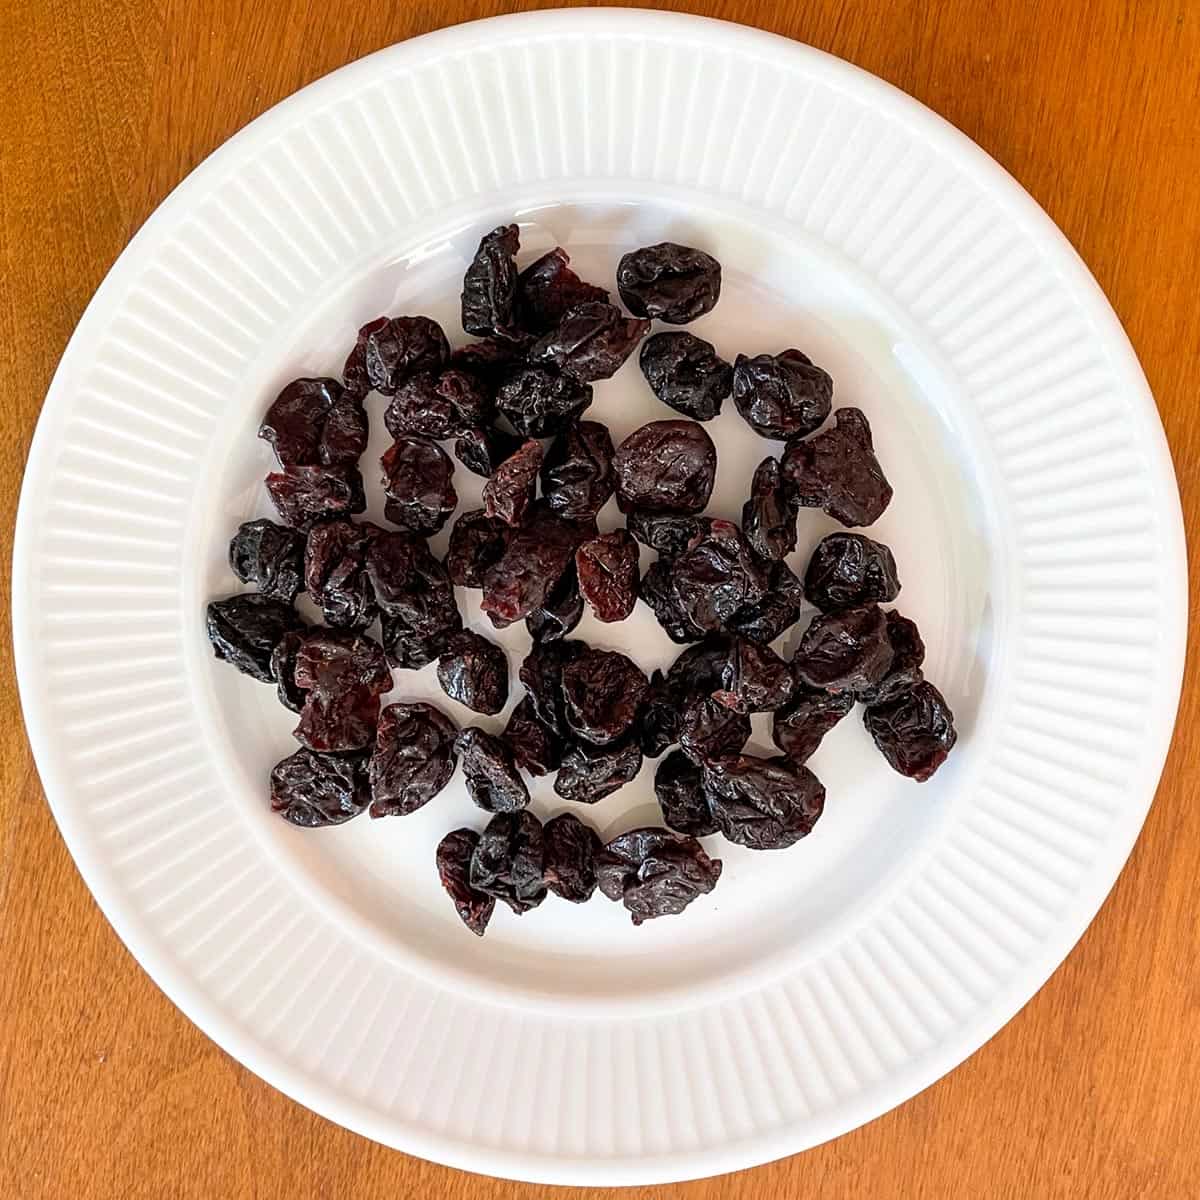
<box><xmin>13</xmin><ymin>9</ymin><xmax>1186</xmax><ymax>1185</ymax></box>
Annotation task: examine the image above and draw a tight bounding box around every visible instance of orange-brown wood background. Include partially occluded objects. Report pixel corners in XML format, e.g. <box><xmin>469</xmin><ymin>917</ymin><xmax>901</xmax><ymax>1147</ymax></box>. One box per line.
<box><xmin>2</xmin><ymin>2</ymin><xmax>1197</xmax><ymax>1197</ymax></box>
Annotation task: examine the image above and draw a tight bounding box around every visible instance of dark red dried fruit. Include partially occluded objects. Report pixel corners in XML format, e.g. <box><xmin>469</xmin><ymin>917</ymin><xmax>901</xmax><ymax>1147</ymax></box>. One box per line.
<box><xmin>259</xmin><ymin>377</ymin><xmax>368</xmax><ymax>467</ymax></box>
<box><xmin>480</xmin><ymin>504</ymin><xmax>588</xmax><ymax>628</ymax></box>
<box><xmin>554</xmin><ymin>738</ymin><xmax>644</xmax><ymax>803</ymax></box>
<box><xmin>366</xmin><ymin>532</ymin><xmax>462</xmax><ymax>668</ymax></box>
<box><xmin>456</xmin><ymin>727</ymin><xmax>530</xmax><ymax>813</ymax></box>
<box><xmin>639</xmin><ymin>669</ymin><xmax>680</xmax><ymax>756</ymax></box>
<box><xmin>526</xmin><ymin>563</ymin><xmax>584</xmax><ymax>643</ymax></box>
<box><xmin>265</xmin><ymin>464</ymin><xmax>366</xmax><ymax>529</ymax></box>
<box><xmin>864</xmin><ymin>681</ymin><xmax>956</xmax><ymax>781</ymax></box>
<box><xmin>369</xmin><ymin>702</ymin><xmax>459</xmax><ymax>817</ymax></box>
<box><xmin>627</xmin><ymin>511</ymin><xmax>712</xmax><ymax>560</ymax></box>
<box><xmin>436</xmin><ymin>829</ymin><xmax>494</xmax><ymax>936</ymax></box>
<box><xmin>383</xmin><ymin>368</ymin><xmax>492</xmax><ymax>439</ymax></box>
<box><xmin>517</xmin><ymin>247</ymin><xmax>609</xmax><ymax>335</ymax></box>
<box><xmin>293</xmin><ymin>631</ymin><xmax>391</xmax><ymax>752</ymax></box>
<box><xmin>640</xmin><ymin>560</ymin><xmax>704</xmax><ymax>644</ymax></box>
<box><xmin>672</xmin><ymin>519</ymin><xmax>770</xmax><ymax>634</ymax></box>
<box><xmin>436</xmin><ymin>630</ymin><xmax>509</xmax><ymax>715</ymax></box>
<box><xmin>380</xmin><ymin>436</ymin><xmax>457</xmax><ymax>535</ymax></box>
<box><xmin>561</xmin><ymin>648</ymin><xmax>650</xmax><ymax>746</ymax></box>
<box><xmin>229</xmin><ymin>519</ymin><xmax>305</xmax><ymax>603</ymax></box>
<box><xmin>482</xmin><ymin>438</ymin><xmax>542</xmax><ymax>527</ymax></box>
<box><xmin>655</xmin><ymin>751</ymin><xmax>718</xmax><ymax>837</ymax></box>
<box><xmin>639</xmin><ymin>331</ymin><xmax>732</xmax><ymax>421</ymax></box>
<box><xmin>540</xmin><ymin>420</ymin><xmax>615</xmax><ymax>521</ymax></box>
<box><xmin>613</xmin><ymin>420</ymin><xmax>717</xmax><ymax>515</ymax></box>
<box><xmin>470</xmin><ymin>810</ymin><xmax>546</xmax><ymax>914</ymax></box>
<box><xmin>794</xmin><ymin>604</ymin><xmax>894</xmax><ymax>694</ymax></box>
<box><xmin>454</xmin><ymin>426</ymin><xmax>524</xmax><ymax>477</ymax></box>
<box><xmin>502</xmin><ymin>694</ymin><xmax>564</xmax><ymax>776</ymax></box>
<box><xmin>270</xmin><ymin>748</ymin><xmax>371</xmax><ymax>827</ymax></box>
<box><xmin>449</xmin><ymin>338</ymin><xmax>524</xmax><ymax>387</ymax></box>
<box><xmin>732</xmin><ymin>350</ymin><xmax>832</xmax><ymax>441</ymax></box>
<box><xmin>782</xmin><ymin>407</ymin><xmax>893</xmax><ymax>527</ymax></box>
<box><xmin>542</xmin><ymin>812</ymin><xmax>603</xmax><ymax>903</ymax></box>
<box><xmin>859</xmin><ymin>611</ymin><xmax>926</xmax><ymax>706</ymax></box>
<box><xmin>343</xmin><ymin>315</ymin><xmax>449</xmax><ymax>396</ymax></box>
<box><xmin>461</xmin><ymin>224</ymin><xmax>523</xmax><ymax>342</ymax></box>
<box><xmin>679</xmin><ymin>695</ymin><xmax>751</xmax><ymax>764</ymax></box>
<box><xmin>595</xmin><ymin>827</ymin><xmax>722</xmax><ymax>924</ymax></box>
<box><xmin>271</xmin><ymin>630</ymin><xmax>308</xmax><ymax>714</ymax></box>
<box><xmin>447</xmin><ymin>509</ymin><xmax>511</xmax><ymax>588</ymax></box>
<box><xmin>709</xmin><ymin>637</ymin><xmax>795</xmax><ymax>713</ymax></box>
<box><xmin>206</xmin><ymin>593</ymin><xmax>304</xmax><ymax>682</ymax></box>
<box><xmin>703</xmin><ymin>755</ymin><xmax>825</xmax><ymax>850</ymax></box>
<box><xmin>496</xmin><ymin>365</ymin><xmax>593</xmax><ymax>437</ymax></box>
<box><xmin>518</xmin><ymin>639</ymin><xmax>585</xmax><ymax>734</ymax></box>
<box><xmin>527</xmin><ymin>301</ymin><xmax>650</xmax><ymax>382</ymax></box>
<box><xmin>805</xmin><ymin>532</ymin><xmax>900</xmax><ymax>612</ymax></box>
<box><xmin>575</xmin><ymin>529</ymin><xmax>639</xmax><ymax>622</ymax></box>
<box><xmin>742</xmin><ymin>456</ymin><xmax>800</xmax><ymax>562</ymax></box>
<box><xmin>304</xmin><ymin>518</ymin><xmax>380</xmax><ymax>629</ymax></box>
<box><xmin>616</xmin><ymin>243</ymin><xmax>722</xmax><ymax>324</ymax></box>
<box><xmin>727</xmin><ymin>560</ymin><xmax>805</xmax><ymax>645</ymax></box>
<box><xmin>771</xmin><ymin>684</ymin><xmax>855</xmax><ymax>762</ymax></box>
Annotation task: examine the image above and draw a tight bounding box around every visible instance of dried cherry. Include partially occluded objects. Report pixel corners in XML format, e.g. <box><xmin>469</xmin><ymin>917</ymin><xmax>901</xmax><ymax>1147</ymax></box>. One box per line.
<box><xmin>206</xmin><ymin>593</ymin><xmax>304</xmax><ymax>683</ymax></box>
<box><xmin>613</xmin><ymin>420</ymin><xmax>716</xmax><ymax>515</ymax></box>
<box><xmin>542</xmin><ymin>812</ymin><xmax>603</xmax><ymax>903</ymax></box>
<box><xmin>793</xmin><ymin>604</ymin><xmax>894</xmax><ymax>694</ymax></box>
<box><xmin>742</xmin><ymin>456</ymin><xmax>800</xmax><ymax>562</ymax></box>
<box><xmin>672</xmin><ymin>519</ymin><xmax>770</xmax><ymax>634</ymax></box>
<box><xmin>454</xmin><ymin>426</ymin><xmax>523</xmax><ymax>477</ymax></box>
<box><xmin>229</xmin><ymin>519</ymin><xmax>305</xmax><ymax>603</ymax></box>
<box><xmin>270</xmin><ymin>748</ymin><xmax>371</xmax><ymax>827</ymax></box>
<box><xmin>639</xmin><ymin>330</ymin><xmax>731</xmax><ymax>421</ymax></box>
<box><xmin>595</xmin><ymin>827</ymin><xmax>722</xmax><ymax>924</ymax></box>
<box><xmin>616</xmin><ymin>243</ymin><xmax>722</xmax><ymax>324</ymax></box>
<box><xmin>480</xmin><ymin>504</ymin><xmax>587</xmax><ymax>628</ymax></box>
<box><xmin>561</xmin><ymin>648</ymin><xmax>649</xmax><ymax>745</ymax></box>
<box><xmin>369</xmin><ymin>702</ymin><xmax>459</xmax><ymax>818</ymax></box>
<box><xmin>496</xmin><ymin>365</ymin><xmax>593</xmax><ymax>437</ymax></box>
<box><xmin>517</xmin><ymin>247</ymin><xmax>608</xmax><ymax>334</ymax></box>
<box><xmin>526</xmin><ymin>563</ymin><xmax>584</xmax><ymax>643</ymax></box>
<box><xmin>436</xmin><ymin>630</ymin><xmax>509</xmax><ymax>715</ymax></box>
<box><xmin>805</xmin><ymin>532</ymin><xmax>900</xmax><ymax>612</ymax></box>
<box><xmin>732</xmin><ymin>350</ymin><xmax>832</xmax><ymax>441</ymax></box>
<box><xmin>304</xmin><ymin>518</ymin><xmax>379</xmax><ymax>629</ymax></box>
<box><xmin>864</xmin><ymin>681</ymin><xmax>956</xmax><ymax>781</ymax></box>
<box><xmin>258</xmin><ymin>377</ymin><xmax>368</xmax><ymax>467</ymax></box>
<box><xmin>627</xmin><ymin>511</ymin><xmax>712</xmax><ymax>560</ymax></box>
<box><xmin>771</xmin><ymin>684</ymin><xmax>855</xmax><ymax>762</ymax></box>
<box><xmin>726</xmin><ymin>560</ymin><xmax>805</xmax><ymax>645</ymax></box>
<box><xmin>709</xmin><ymin>636</ymin><xmax>795</xmax><ymax>713</ymax></box>
<box><xmin>436</xmin><ymin>829</ymin><xmax>494</xmax><ymax>936</ymax></box>
<box><xmin>519</xmin><ymin>639</ymin><xmax>585</xmax><ymax>734</ymax></box>
<box><xmin>383</xmin><ymin>368</ymin><xmax>491</xmax><ymax>439</ymax></box>
<box><xmin>655</xmin><ymin>751</ymin><xmax>718</xmax><ymax>837</ymax></box>
<box><xmin>380</xmin><ymin>435</ymin><xmax>457</xmax><ymax>535</ymax></box>
<box><xmin>461</xmin><ymin>224</ymin><xmax>523</xmax><ymax>342</ymax></box>
<box><xmin>540</xmin><ymin>420</ymin><xmax>615</xmax><ymax>521</ymax></box>
<box><xmin>554</xmin><ymin>738</ymin><xmax>643</xmax><ymax>803</ymax></box>
<box><xmin>575</xmin><ymin>529</ymin><xmax>640</xmax><ymax>622</ymax></box>
<box><xmin>859</xmin><ymin>611</ymin><xmax>925</xmax><ymax>706</ymax></box>
<box><xmin>502</xmin><ymin>694</ymin><xmax>564</xmax><ymax>776</ymax></box>
<box><xmin>527</xmin><ymin>301</ymin><xmax>649</xmax><ymax>382</ymax></box>
<box><xmin>366</xmin><ymin>532</ymin><xmax>462</xmax><ymax>668</ymax></box>
<box><xmin>482</xmin><ymin>438</ymin><xmax>542</xmax><ymax>527</ymax></box>
<box><xmin>292</xmin><ymin>630</ymin><xmax>391</xmax><ymax>752</ymax></box>
<box><xmin>703</xmin><ymin>754</ymin><xmax>825</xmax><ymax>850</ymax></box>
<box><xmin>265</xmin><ymin>464</ymin><xmax>365</xmax><ymax>529</ymax></box>
<box><xmin>679</xmin><ymin>695</ymin><xmax>751</xmax><ymax>764</ymax></box>
<box><xmin>343</xmin><ymin>315</ymin><xmax>449</xmax><ymax>396</ymax></box>
<box><xmin>470</xmin><ymin>810</ymin><xmax>546</xmax><ymax>914</ymax></box>
<box><xmin>640</xmin><ymin>560</ymin><xmax>705</xmax><ymax>644</ymax></box>
<box><xmin>456</xmin><ymin>727</ymin><xmax>530</xmax><ymax>813</ymax></box>
<box><xmin>447</xmin><ymin>509</ymin><xmax>511</xmax><ymax>588</ymax></box>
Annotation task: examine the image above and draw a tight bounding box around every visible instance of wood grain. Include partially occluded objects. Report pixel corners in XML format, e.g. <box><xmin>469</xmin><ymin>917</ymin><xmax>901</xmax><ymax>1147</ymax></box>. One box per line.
<box><xmin>2</xmin><ymin>2</ymin><xmax>1197</xmax><ymax>1197</ymax></box>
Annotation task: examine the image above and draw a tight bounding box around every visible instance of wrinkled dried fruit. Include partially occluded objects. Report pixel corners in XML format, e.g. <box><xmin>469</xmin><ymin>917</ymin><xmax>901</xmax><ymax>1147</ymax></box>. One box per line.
<box><xmin>519</xmin><ymin>639</ymin><xmax>585</xmax><ymax>734</ymax></box>
<box><xmin>561</xmin><ymin>648</ymin><xmax>650</xmax><ymax>745</ymax></box>
<box><xmin>293</xmin><ymin>630</ymin><xmax>391</xmax><ymax>752</ymax></box>
<box><xmin>726</xmin><ymin>560</ymin><xmax>805</xmax><ymax>645</ymax></box>
<box><xmin>554</xmin><ymin>738</ymin><xmax>644</xmax><ymax>803</ymax></box>
<box><xmin>527</xmin><ymin>301</ymin><xmax>649</xmax><ymax>382</ymax></box>
<box><xmin>454</xmin><ymin>426</ymin><xmax>524</xmax><ymax>477</ymax></box>
<box><xmin>640</xmin><ymin>560</ymin><xmax>705</xmax><ymax>644</ymax></box>
<box><xmin>864</xmin><ymin>681</ymin><xmax>956</xmax><ymax>781</ymax></box>
<box><xmin>805</xmin><ymin>532</ymin><xmax>900</xmax><ymax>612</ymax></box>
<box><xmin>859</xmin><ymin>611</ymin><xmax>926</xmax><ymax>706</ymax></box>
<box><xmin>270</xmin><ymin>748</ymin><xmax>371</xmax><ymax>827</ymax></box>
<box><xmin>709</xmin><ymin>637</ymin><xmax>795</xmax><ymax>713</ymax></box>
<box><xmin>782</xmin><ymin>407</ymin><xmax>892</xmax><ymax>527</ymax></box>
<box><xmin>575</xmin><ymin>529</ymin><xmax>639</xmax><ymax>622</ymax></box>
<box><xmin>470</xmin><ymin>810</ymin><xmax>546</xmax><ymax>913</ymax></box>
<box><xmin>542</xmin><ymin>812</ymin><xmax>603</xmax><ymax>902</ymax></box>
<box><xmin>616</xmin><ymin>243</ymin><xmax>722</xmax><ymax>324</ymax></box>
<box><xmin>794</xmin><ymin>604</ymin><xmax>894</xmax><ymax>694</ymax></box>
<box><xmin>502</xmin><ymin>694</ymin><xmax>564</xmax><ymax>776</ymax></box>
<box><xmin>483</xmin><ymin>438</ymin><xmax>542</xmax><ymax>526</ymax></box>
<box><xmin>517</xmin><ymin>247</ymin><xmax>609</xmax><ymax>334</ymax></box>
<box><xmin>595</xmin><ymin>827</ymin><xmax>722</xmax><ymax>924</ymax></box>
<box><xmin>449</xmin><ymin>338</ymin><xmax>524</xmax><ymax>387</ymax></box>
<box><xmin>447</xmin><ymin>509</ymin><xmax>511</xmax><ymax>588</ymax></box>
<box><xmin>639</xmin><ymin>669</ymin><xmax>679</xmax><ymax>757</ymax></box>
<box><xmin>436</xmin><ymin>829</ymin><xmax>494</xmax><ymax>936</ymax></box>
<box><xmin>229</xmin><ymin>519</ymin><xmax>305</xmax><ymax>603</ymax></box>
<box><xmin>703</xmin><ymin>755</ymin><xmax>825</xmax><ymax>850</ymax></box>
<box><xmin>526</xmin><ymin>563</ymin><xmax>584</xmax><ymax>643</ymax></box>
<box><xmin>265</xmin><ymin>464</ymin><xmax>366</xmax><ymax>529</ymax></box>
<box><xmin>672</xmin><ymin>520</ymin><xmax>770</xmax><ymax>634</ymax></box>
<box><xmin>380</xmin><ymin>436</ymin><xmax>457</xmax><ymax>535</ymax></box>
<box><xmin>481</xmin><ymin>504</ymin><xmax>588</xmax><ymax>628</ymax></box>
<box><xmin>384</xmin><ymin>368</ymin><xmax>491</xmax><ymax>439</ymax></box>
<box><xmin>258</xmin><ymin>377</ymin><xmax>368</xmax><ymax>467</ymax></box>
<box><xmin>496</xmin><ymin>364</ymin><xmax>593</xmax><ymax>437</ymax></box>
<box><xmin>732</xmin><ymin>350</ymin><xmax>832</xmax><ymax>441</ymax></box>
<box><xmin>461</xmin><ymin>224</ymin><xmax>523</xmax><ymax>342</ymax></box>
<box><xmin>343</xmin><ymin>315</ymin><xmax>449</xmax><ymax>395</ymax></box>
<box><xmin>627</xmin><ymin>511</ymin><xmax>712</xmax><ymax>560</ymax></box>
<box><xmin>437</xmin><ymin>630</ymin><xmax>509</xmax><ymax>715</ymax></box>
<box><xmin>304</xmin><ymin>518</ymin><xmax>379</xmax><ymax>629</ymax></box>
<box><xmin>742</xmin><ymin>456</ymin><xmax>800</xmax><ymax>562</ymax></box>
<box><xmin>366</xmin><ymin>532</ymin><xmax>462</xmax><ymax>668</ymax></box>
<box><xmin>271</xmin><ymin>630</ymin><xmax>308</xmax><ymax>713</ymax></box>
<box><xmin>613</xmin><ymin>420</ymin><xmax>717</xmax><ymax>515</ymax></box>
<box><xmin>540</xmin><ymin>420</ymin><xmax>615</xmax><ymax>521</ymax></box>
<box><xmin>771</xmin><ymin>684</ymin><xmax>855</xmax><ymax>762</ymax></box>
<box><xmin>655</xmin><ymin>751</ymin><xmax>717</xmax><ymax>837</ymax></box>
<box><xmin>456</xmin><ymin>727</ymin><xmax>530</xmax><ymax>813</ymax></box>
<box><xmin>679</xmin><ymin>695</ymin><xmax>751</xmax><ymax>764</ymax></box>
<box><xmin>369</xmin><ymin>702</ymin><xmax>459</xmax><ymax>817</ymax></box>
<box><xmin>207</xmin><ymin>593</ymin><xmax>304</xmax><ymax>682</ymax></box>
<box><xmin>638</xmin><ymin>331</ymin><xmax>732</xmax><ymax>421</ymax></box>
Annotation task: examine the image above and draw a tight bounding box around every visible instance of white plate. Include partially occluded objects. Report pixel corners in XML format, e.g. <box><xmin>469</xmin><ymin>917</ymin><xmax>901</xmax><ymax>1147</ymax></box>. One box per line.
<box><xmin>14</xmin><ymin>9</ymin><xmax>1186</xmax><ymax>1185</ymax></box>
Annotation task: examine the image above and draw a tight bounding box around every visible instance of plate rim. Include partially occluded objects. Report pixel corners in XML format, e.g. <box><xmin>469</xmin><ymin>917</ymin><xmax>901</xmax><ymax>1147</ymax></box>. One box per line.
<box><xmin>13</xmin><ymin>7</ymin><xmax>1188</xmax><ymax>1184</ymax></box>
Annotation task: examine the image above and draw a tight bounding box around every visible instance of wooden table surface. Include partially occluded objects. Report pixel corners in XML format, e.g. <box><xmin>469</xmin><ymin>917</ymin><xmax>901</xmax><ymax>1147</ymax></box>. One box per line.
<box><xmin>2</xmin><ymin>2</ymin><xmax>1197</xmax><ymax>1197</ymax></box>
